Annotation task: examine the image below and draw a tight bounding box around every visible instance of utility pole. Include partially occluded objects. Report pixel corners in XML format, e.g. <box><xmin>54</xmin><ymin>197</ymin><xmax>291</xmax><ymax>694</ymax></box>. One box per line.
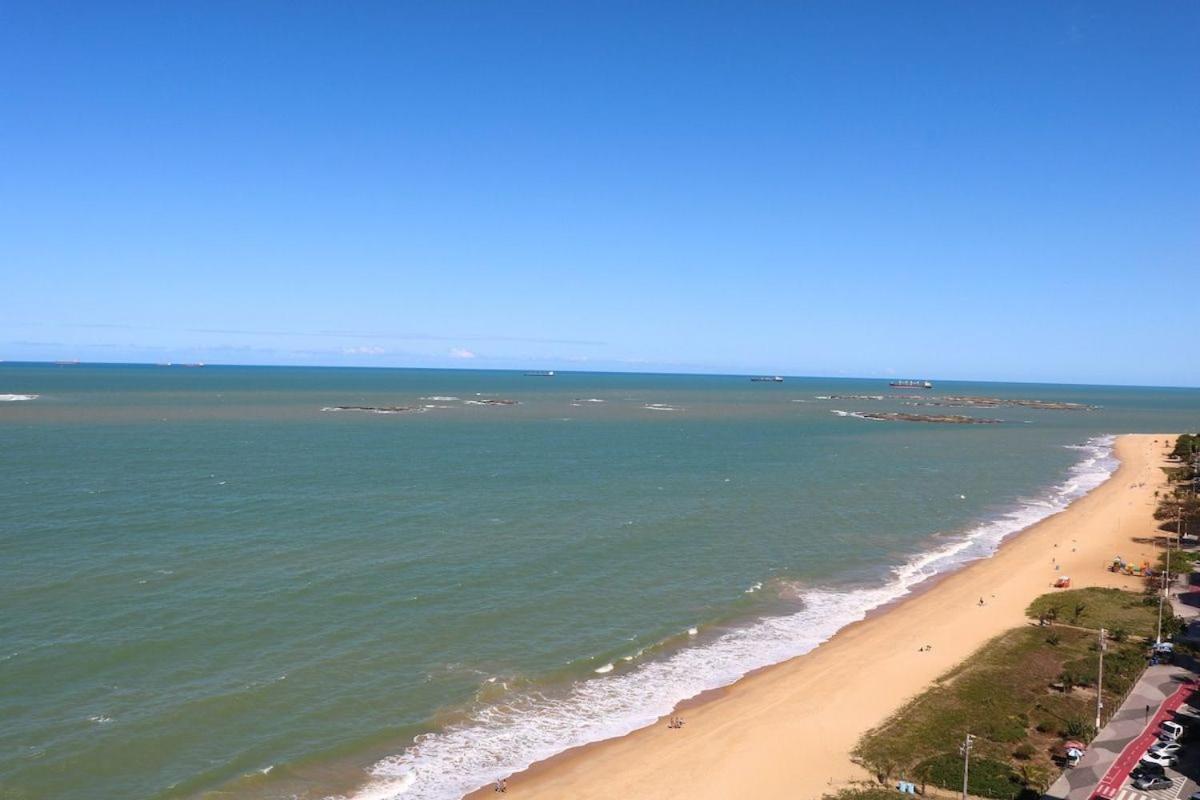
<box><xmin>1158</xmin><ymin>525</ymin><xmax>1170</xmax><ymax>644</ymax></box>
<box><xmin>1096</xmin><ymin>627</ymin><xmax>1107</xmax><ymax>730</ymax></box>
<box><xmin>960</xmin><ymin>732</ymin><xmax>975</xmax><ymax>800</ymax></box>
<box><xmin>1158</xmin><ymin>508</ymin><xmax>1182</xmax><ymax>644</ymax></box>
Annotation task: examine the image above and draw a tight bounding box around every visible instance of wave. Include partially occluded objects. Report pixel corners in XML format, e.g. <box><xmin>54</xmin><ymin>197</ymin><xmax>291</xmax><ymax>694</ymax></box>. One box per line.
<box><xmin>338</xmin><ymin>436</ymin><xmax>1118</xmax><ymax>800</ymax></box>
<box><xmin>0</xmin><ymin>393</ymin><xmax>38</xmax><ymax>401</ymax></box>
<box><xmin>830</xmin><ymin>409</ymin><xmax>878</xmax><ymax>420</ymax></box>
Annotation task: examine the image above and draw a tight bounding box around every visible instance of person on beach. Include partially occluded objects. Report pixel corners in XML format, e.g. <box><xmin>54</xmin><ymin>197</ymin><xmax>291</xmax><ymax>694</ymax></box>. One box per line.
<box><xmin>978</xmin><ymin>597</ymin><xmax>984</xmax><ymax>606</ymax></box>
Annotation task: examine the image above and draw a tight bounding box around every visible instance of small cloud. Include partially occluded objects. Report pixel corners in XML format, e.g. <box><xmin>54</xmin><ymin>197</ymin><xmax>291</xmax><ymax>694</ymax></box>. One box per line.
<box><xmin>449</xmin><ymin>347</ymin><xmax>476</xmax><ymax>359</ymax></box>
<box><xmin>343</xmin><ymin>345</ymin><xmax>386</xmax><ymax>356</ymax></box>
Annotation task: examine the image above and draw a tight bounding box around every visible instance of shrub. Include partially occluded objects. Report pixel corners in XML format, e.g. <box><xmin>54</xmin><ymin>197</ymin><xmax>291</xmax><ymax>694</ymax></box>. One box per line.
<box><xmin>916</xmin><ymin>753</ymin><xmax>1023</xmax><ymax>799</ymax></box>
<box><xmin>1064</xmin><ymin>718</ymin><xmax>1095</xmax><ymax>739</ymax></box>
<box><xmin>1013</xmin><ymin>743</ymin><xmax>1036</xmax><ymax>760</ymax></box>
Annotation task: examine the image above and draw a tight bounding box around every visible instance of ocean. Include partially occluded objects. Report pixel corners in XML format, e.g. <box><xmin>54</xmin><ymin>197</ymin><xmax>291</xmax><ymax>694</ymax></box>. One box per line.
<box><xmin>1</xmin><ymin>364</ymin><xmax>1196</xmax><ymax>800</ymax></box>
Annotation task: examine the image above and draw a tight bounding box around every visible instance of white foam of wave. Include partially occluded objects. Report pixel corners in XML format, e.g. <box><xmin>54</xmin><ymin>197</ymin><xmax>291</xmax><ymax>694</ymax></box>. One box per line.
<box><xmin>344</xmin><ymin>436</ymin><xmax>1118</xmax><ymax>800</ymax></box>
<box><xmin>831</xmin><ymin>409</ymin><xmax>882</xmax><ymax>421</ymax></box>
<box><xmin>593</xmin><ymin>663</ymin><xmax>614</xmax><ymax>674</ymax></box>
<box><xmin>643</xmin><ymin>404</ymin><xmax>681</xmax><ymax>412</ymax></box>
<box><xmin>0</xmin><ymin>393</ymin><xmax>38</xmax><ymax>401</ymax></box>
<box><xmin>422</xmin><ymin>397</ymin><xmax>459</xmax><ymax>402</ymax></box>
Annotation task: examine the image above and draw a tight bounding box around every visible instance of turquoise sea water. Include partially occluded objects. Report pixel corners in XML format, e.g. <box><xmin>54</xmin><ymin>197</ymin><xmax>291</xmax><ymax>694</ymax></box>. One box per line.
<box><xmin>1</xmin><ymin>364</ymin><xmax>1197</xmax><ymax>800</ymax></box>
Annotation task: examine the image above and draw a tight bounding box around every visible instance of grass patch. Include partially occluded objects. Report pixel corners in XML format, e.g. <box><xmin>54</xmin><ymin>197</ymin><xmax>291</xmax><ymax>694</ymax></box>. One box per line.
<box><xmin>822</xmin><ymin>790</ymin><xmax>912</xmax><ymax>800</ymax></box>
<box><xmin>1026</xmin><ymin>587</ymin><xmax>1161</xmax><ymax>639</ymax></box>
<box><xmin>854</xmin><ymin>598</ymin><xmax>1150</xmax><ymax>799</ymax></box>
<box><xmin>821</xmin><ymin>790</ymin><xmax>908</xmax><ymax>800</ymax></box>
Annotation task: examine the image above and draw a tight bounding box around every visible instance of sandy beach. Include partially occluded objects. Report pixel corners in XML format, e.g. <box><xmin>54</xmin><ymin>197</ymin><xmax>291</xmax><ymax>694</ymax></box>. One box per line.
<box><xmin>476</xmin><ymin>434</ymin><xmax>1178</xmax><ymax>800</ymax></box>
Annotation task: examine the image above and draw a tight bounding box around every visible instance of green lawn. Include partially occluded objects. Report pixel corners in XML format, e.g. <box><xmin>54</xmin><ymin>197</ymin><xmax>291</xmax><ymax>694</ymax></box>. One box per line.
<box><xmin>822</xmin><ymin>790</ymin><xmax>913</xmax><ymax>800</ymax></box>
<box><xmin>1026</xmin><ymin>586</ymin><xmax>1166</xmax><ymax>639</ymax></box>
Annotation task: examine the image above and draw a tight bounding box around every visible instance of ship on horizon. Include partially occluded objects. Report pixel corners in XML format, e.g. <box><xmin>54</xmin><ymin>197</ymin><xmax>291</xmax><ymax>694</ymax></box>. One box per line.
<box><xmin>524</xmin><ymin>370</ymin><xmax>555</xmax><ymax>377</ymax></box>
<box><xmin>751</xmin><ymin>376</ymin><xmax>784</xmax><ymax>382</ymax></box>
<box><xmin>889</xmin><ymin>379</ymin><xmax>933</xmax><ymax>389</ymax></box>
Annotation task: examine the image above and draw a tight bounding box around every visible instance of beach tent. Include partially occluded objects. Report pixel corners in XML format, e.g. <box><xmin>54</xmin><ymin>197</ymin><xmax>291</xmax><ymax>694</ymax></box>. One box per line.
<box><xmin>1060</xmin><ymin>741</ymin><xmax>1086</xmax><ymax>767</ymax></box>
<box><xmin>1054</xmin><ymin>576</ymin><xmax>1071</xmax><ymax>588</ymax></box>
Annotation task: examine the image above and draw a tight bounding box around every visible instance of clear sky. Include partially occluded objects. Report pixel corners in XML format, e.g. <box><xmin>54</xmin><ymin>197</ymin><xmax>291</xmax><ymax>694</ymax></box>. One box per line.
<box><xmin>2</xmin><ymin>2</ymin><xmax>1197</xmax><ymax>385</ymax></box>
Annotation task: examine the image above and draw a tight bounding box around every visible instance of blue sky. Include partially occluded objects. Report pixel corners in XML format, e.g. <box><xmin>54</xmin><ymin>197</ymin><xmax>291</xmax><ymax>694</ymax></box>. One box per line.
<box><xmin>2</xmin><ymin>2</ymin><xmax>1197</xmax><ymax>385</ymax></box>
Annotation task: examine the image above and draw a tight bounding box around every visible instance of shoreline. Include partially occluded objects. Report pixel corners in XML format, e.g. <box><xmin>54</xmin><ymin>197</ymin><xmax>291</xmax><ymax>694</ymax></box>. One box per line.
<box><xmin>463</xmin><ymin>433</ymin><xmax>1176</xmax><ymax>799</ymax></box>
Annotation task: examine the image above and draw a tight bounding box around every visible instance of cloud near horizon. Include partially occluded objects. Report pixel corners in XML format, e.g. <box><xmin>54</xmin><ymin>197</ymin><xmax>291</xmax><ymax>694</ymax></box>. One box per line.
<box><xmin>449</xmin><ymin>347</ymin><xmax>476</xmax><ymax>359</ymax></box>
<box><xmin>343</xmin><ymin>345</ymin><xmax>386</xmax><ymax>356</ymax></box>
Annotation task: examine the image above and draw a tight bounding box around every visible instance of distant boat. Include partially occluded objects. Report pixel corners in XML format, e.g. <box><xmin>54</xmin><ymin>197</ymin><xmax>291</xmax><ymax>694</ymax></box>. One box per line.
<box><xmin>890</xmin><ymin>379</ymin><xmax>933</xmax><ymax>389</ymax></box>
<box><xmin>54</xmin><ymin>360</ymin><xmax>80</xmax><ymax>366</ymax></box>
<box><xmin>524</xmin><ymin>370</ymin><xmax>555</xmax><ymax>377</ymax></box>
<box><xmin>751</xmin><ymin>376</ymin><xmax>784</xmax><ymax>382</ymax></box>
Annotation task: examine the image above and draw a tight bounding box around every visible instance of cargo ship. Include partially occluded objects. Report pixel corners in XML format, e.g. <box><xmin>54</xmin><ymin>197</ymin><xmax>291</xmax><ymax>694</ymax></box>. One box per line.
<box><xmin>751</xmin><ymin>376</ymin><xmax>784</xmax><ymax>382</ymax></box>
<box><xmin>889</xmin><ymin>379</ymin><xmax>933</xmax><ymax>389</ymax></box>
<box><xmin>524</xmin><ymin>370</ymin><xmax>555</xmax><ymax>377</ymax></box>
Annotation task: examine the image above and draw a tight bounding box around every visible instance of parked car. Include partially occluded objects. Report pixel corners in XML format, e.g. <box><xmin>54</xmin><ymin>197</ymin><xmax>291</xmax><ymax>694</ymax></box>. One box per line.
<box><xmin>1161</xmin><ymin>720</ymin><xmax>1186</xmax><ymax>741</ymax></box>
<box><xmin>1149</xmin><ymin>741</ymin><xmax>1183</xmax><ymax>758</ymax></box>
<box><xmin>1132</xmin><ymin>762</ymin><xmax>1166</xmax><ymax>781</ymax></box>
<box><xmin>1141</xmin><ymin>752</ymin><xmax>1177</xmax><ymax>768</ymax></box>
<box><xmin>1135</xmin><ymin>775</ymin><xmax>1174</xmax><ymax>792</ymax></box>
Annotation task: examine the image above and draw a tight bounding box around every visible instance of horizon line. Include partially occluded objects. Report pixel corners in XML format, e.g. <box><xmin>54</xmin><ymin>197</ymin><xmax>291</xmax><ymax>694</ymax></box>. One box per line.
<box><xmin>2</xmin><ymin>359</ymin><xmax>1198</xmax><ymax>391</ymax></box>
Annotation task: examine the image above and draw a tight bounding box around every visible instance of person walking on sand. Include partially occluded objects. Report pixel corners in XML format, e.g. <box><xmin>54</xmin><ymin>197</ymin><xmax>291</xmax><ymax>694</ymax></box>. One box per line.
<box><xmin>978</xmin><ymin>597</ymin><xmax>984</xmax><ymax>606</ymax></box>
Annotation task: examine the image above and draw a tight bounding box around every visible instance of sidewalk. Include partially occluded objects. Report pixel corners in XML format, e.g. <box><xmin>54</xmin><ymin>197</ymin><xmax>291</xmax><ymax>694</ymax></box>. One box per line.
<box><xmin>1045</xmin><ymin>664</ymin><xmax>1195</xmax><ymax>800</ymax></box>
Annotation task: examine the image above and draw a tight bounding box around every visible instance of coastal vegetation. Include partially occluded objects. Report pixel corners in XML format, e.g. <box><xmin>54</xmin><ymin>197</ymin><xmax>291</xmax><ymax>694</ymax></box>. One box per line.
<box><xmin>1171</xmin><ymin>434</ymin><xmax>1200</xmax><ymax>462</ymax></box>
<box><xmin>821</xmin><ymin>789</ymin><xmax>909</xmax><ymax>800</ymax></box>
<box><xmin>1027</xmin><ymin>587</ymin><xmax>1172</xmax><ymax>639</ymax></box>
<box><xmin>1155</xmin><ymin>436</ymin><xmax>1199</xmax><ymax>537</ymax></box>
<box><xmin>852</xmin><ymin>588</ymin><xmax>1161</xmax><ymax>799</ymax></box>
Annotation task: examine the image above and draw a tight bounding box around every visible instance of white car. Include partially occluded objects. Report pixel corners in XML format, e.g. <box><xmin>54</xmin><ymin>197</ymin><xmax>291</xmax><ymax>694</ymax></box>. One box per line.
<box><xmin>1160</xmin><ymin>720</ymin><xmax>1185</xmax><ymax>740</ymax></box>
<box><xmin>1141</xmin><ymin>752</ymin><xmax>1177</xmax><ymax>768</ymax></box>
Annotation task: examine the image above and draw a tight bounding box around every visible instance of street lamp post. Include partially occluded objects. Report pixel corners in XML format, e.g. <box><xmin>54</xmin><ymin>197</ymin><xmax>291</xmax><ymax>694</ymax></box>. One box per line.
<box><xmin>1096</xmin><ymin>627</ymin><xmax>1106</xmax><ymax>730</ymax></box>
<box><xmin>960</xmin><ymin>733</ymin><xmax>976</xmax><ymax>800</ymax></box>
<box><xmin>1158</xmin><ymin>508</ymin><xmax>1183</xmax><ymax>644</ymax></box>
